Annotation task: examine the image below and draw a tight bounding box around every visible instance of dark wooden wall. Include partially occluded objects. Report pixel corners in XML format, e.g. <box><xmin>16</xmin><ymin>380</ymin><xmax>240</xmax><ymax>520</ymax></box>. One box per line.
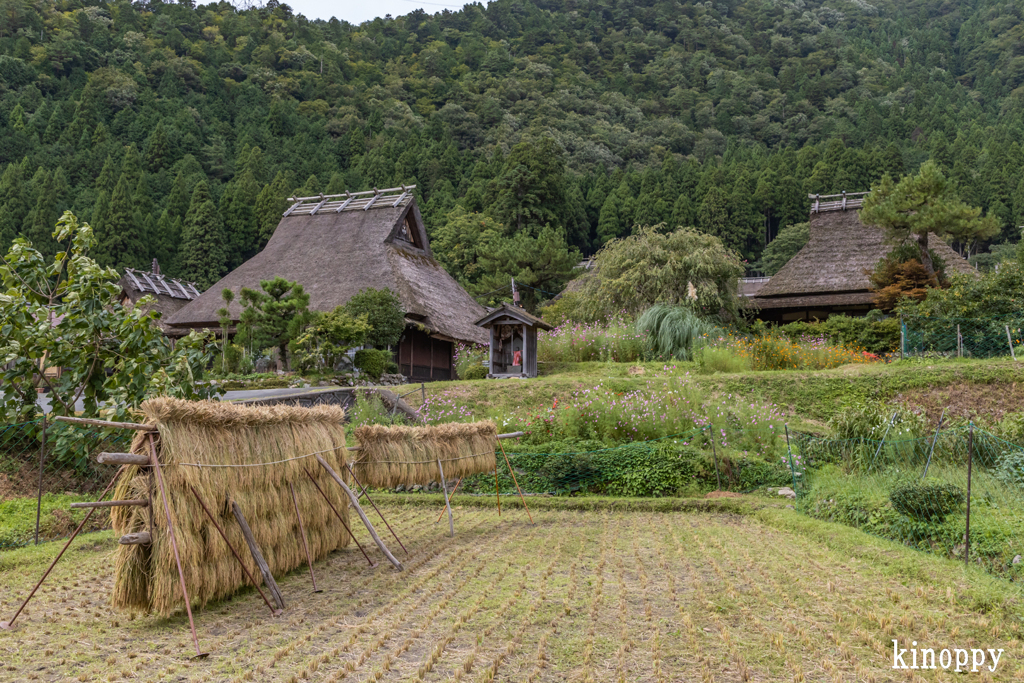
<box><xmin>396</xmin><ymin>328</ymin><xmax>453</xmax><ymax>381</ymax></box>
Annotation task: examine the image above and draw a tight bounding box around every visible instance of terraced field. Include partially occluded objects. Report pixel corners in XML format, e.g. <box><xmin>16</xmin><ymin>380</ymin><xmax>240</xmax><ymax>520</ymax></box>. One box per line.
<box><xmin>0</xmin><ymin>501</ymin><xmax>1020</xmax><ymax>682</ymax></box>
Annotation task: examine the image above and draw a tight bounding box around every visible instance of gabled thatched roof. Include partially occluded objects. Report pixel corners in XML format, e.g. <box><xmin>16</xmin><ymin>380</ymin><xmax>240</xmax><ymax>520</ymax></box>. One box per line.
<box><xmin>166</xmin><ymin>194</ymin><xmax>488</xmax><ymax>345</ymax></box>
<box><xmin>753</xmin><ymin>207</ymin><xmax>975</xmax><ymax>309</ymax></box>
<box><xmin>119</xmin><ymin>267</ymin><xmax>203</xmax><ymax>335</ymax></box>
<box><xmin>475</xmin><ymin>303</ymin><xmax>553</xmax><ymax>331</ymax></box>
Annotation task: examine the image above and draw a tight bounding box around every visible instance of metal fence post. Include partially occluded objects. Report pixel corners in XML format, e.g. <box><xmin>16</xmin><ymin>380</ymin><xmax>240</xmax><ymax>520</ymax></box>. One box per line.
<box><xmin>710</xmin><ymin>426</ymin><xmax>722</xmax><ymax>491</ymax></box>
<box><xmin>34</xmin><ymin>416</ymin><xmax>46</xmax><ymax>545</ymax></box>
<box><xmin>957</xmin><ymin>324</ymin><xmax>962</xmax><ymax>358</ymax></box>
<box><xmin>784</xmin><ymin>425</ymin><xmax>797</xmax><ymax>497</ymax></box>
<box><xmin>1006</xmin><ymin>325</ymin><xmax>1016</xmax><ymax>361</ymax></box>
<box><xmin>965</xmin><ymin>423</ymin><xmax>974</xmax><ymax>568</ymax></box>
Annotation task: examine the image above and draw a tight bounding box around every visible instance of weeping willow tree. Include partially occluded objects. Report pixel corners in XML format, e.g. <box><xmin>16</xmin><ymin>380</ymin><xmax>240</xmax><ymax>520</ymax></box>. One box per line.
<box><xmin>555</xmin><ymin>226</ymin><xmax>744</xmax><ymax>323</ymax></box>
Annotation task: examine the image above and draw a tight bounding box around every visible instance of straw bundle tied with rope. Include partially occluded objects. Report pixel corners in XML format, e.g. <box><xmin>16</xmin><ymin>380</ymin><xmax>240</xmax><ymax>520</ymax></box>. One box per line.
<box><xmin>110</xmin><ymin>398</ymin><xmax>350</xmax><ymax>616</ymax></box>
<box><xmin>351</xmin><ymin>421</ymin><xmax>498</xmax><ymax>488</ymax></box>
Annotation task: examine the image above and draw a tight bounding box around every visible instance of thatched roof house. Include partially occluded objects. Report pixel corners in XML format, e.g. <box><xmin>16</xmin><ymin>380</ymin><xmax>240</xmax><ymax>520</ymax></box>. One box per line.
<box><xmin>119</xmin><ymin>262</ymin><xmax>203</xmax><ymax>336</ymax></box>
<box><xmin>750</xmin><ymin>192</ymin><xmax>976</xmax><ymax>322</ymax></box>
<box><xmin>166</xmin><ymin>187</ymin><xmax>487</xmax><ymax>381</ymax></box>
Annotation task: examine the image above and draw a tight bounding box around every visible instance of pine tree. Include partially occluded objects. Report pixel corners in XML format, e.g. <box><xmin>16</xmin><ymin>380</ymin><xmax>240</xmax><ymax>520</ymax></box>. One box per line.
<box><xmin>24</xmin><ymin>168</ymin><xmax>57</xmax><ymax>256</ymax></box>
<box><xmin>698</xmin><ymin>187</ymin><xmax>733</xmax><ymax>249</ymax></box>
<box><xmin>145</xmin><ymin>121</ymin><xmax>171</xmax><ymax>171</ymax></box>
<box><xmin>254</xmin><ymin>171</ymin><xmax>293</xmax><ymax>248</ymax></box>
<box><xmin>596</xmin><ymin>195</ymin><xmax>623</xmax><ymax>245</ymax></box>
<box><xmin>671</xmin><ymin>194</ymin><xmax>696</xmax><ymax>228</ymax></box>
<box><xmin>95</xmin><ymin>155</ymin><xmax>118</xmax><ymax>194</ymax></box>
<box><xmin>0</xmin><ymin>160</ymin><xmax>29</xmax><ymax>252</ymax></box>
<box><xmin>179</xmin><ymin>182</ymin><xmax>227</xmax><ymax>289</ymax></box>
<box><xmin>95</xmin><ymin>173</ymin><xmax>147</xmax><ymax>271</ymax></box>
<box><xmin>221</xmin><ymin>170</ymin><xmax>261</xmax><ymax>268</ymax></box>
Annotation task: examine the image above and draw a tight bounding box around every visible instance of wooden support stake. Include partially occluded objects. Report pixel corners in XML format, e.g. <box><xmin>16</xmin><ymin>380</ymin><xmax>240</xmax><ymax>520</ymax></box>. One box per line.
<box><xmin>149</xmin><ymin>435</ymin><xmax>207</xmax><ymax>659</ymax></box>
<box><xmin>189</xmin><ymin>486</ymin><xmax>281</xmax><ymax>617</ymax></box>
<box><xmin>0</xmin><ymin>467</ymin><xmax>123</xmax><ymax>631</ymax></box>
<box><xmin>231</xmin><ymin>501</ymin><xmax>285</xmax><ymax>611</ymax></box>
<box><xmin>118</xmin><ymin>531</ymin><xmax>151</xmax><ymax>545</ymax></box>
<box><xmin>70</xmin><ymin>499</ymin><xmax>148</xmax><ymax>509</ymax></box>
<box><xmin>436</xmin><ymin>477</ymin><xmax>463</xmax><ymax>524</ymax></box>
<box><xmin>304</xmin><ymin>469</ymin><xmax>377</xmax><ymax>567</ymax></box>
<box><xmin>498</xmin><ymin>441</ymin><xmax>533</xmax><ymax>525</ymax></box>
<box><xmin>495</xmin><ymin>469</ymin><xmax>501</xmax><ymax>517</ymax></box>
<box><xmin>315</xmin><ymin>455</ymin><xmax>404</xmax><ymax>571</ymax></box>
<box><xmin>1007</xmin><ymin>325</ymin><xmax>1016</xmax><ymax>361</ymax></box>
<box><xmin>437</xmin><ymin>459</ymin><xmax>455</xmax><ymax>537</ymax></box>
<box><xmin>54</xmin><ymin>416</ymin><xmax>156</xmax><ymax>431</ymax></box>
<box><xmin>346</xmin><ymin>464</ymin><xmax>407</xmax><ymax>554</ymax></box>
<box><xmin>289</xmin><ymin>483</ymin><xmax>321</xmax><ymax>593</ymax></box>
<box><xmin>98</xmin><ymin>452</ymin><xmax>151</xmax><ymax>466</ymax></box>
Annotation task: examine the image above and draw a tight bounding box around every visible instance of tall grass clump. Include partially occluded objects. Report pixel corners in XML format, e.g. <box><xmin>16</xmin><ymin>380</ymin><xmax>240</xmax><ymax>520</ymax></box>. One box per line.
<box><xmin>537</xmin><ymin>316</ymin><xmax>644</xmax><ymax>363</ymax></box>
<box><xmin>636</xmin><ymin>304</ymin><xmax>715</xmax><ymax>361</ymax></box>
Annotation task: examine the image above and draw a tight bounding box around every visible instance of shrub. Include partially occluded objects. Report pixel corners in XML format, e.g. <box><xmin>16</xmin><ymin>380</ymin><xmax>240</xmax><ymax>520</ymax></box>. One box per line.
<box><xmin>343</xmin><ymin>288</ymin><xmax>405</xmax><ymax>348</ymax></box>
<box><xmin>348</xmin><ymin>390</ymin><xmax>407</xmax><ymax>427</ymax></box>
<box><xmin>889</xmin><ymin>481</ymin><xmax>965</xmax><ymax>521</ymax></box>
<box><xmin>461</xmin><ymin>364</ymin><xmax>488</xmax><ymax>380</ymax></box>
<box><xmin>454</xmin><ymin>342</ymin><xmax>488</xmax><ymax>378</ymax></box>
<box><xmin>636</xmin><ymin>304</ymin><xmax>715</xmax><ymax>361</ymax></box>
<box><xmin>828</xmin><ymin>401</ymin><xmax>927</xmax><ymax>442</ymax></box>
<box><xmin>994</xmin><ymin>448</ymin><xmax>1024</xmax><ymax>487</ymax></box>
<box><xmin>353</xmin><ymin>348</ymin><xmax>392</xmax><ymax>380</ymax></box>
<box><xmin>780</xmin><ymin>314</ymin><xmax>899</xmax><ymax>355</ymax></box>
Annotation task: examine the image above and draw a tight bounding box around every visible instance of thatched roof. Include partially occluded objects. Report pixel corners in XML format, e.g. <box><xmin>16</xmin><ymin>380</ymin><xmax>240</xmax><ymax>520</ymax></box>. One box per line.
<box><xmin>752</xmin><ymin>206</ymin><xmax>976</xmax><ymax>309</ymax></box>
<box><xmin>119</xmin><ymin>266</ymin><xmax>203</xmax><ymax>335</ymax></box>
<box><xmin>166</xmin><ymin>192</ymin><xmax>487</xmax><ymax>345</ymax></box>
<box><xmin>475</xmin><ymin>303</ymin><xmax>554</xmax><ymax>331</ymax></box>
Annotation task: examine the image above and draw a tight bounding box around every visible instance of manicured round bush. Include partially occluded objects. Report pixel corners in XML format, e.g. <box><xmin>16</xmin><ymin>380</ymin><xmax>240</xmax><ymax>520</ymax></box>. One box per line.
<box><xmin>889</xmin><ymin>481</ymin><xmax>965</xmax><ymax>521</ymax></box>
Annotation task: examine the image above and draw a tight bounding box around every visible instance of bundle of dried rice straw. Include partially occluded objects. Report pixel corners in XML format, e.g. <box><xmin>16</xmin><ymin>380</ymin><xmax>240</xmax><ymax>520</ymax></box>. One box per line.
<box><xmin>110</xmin><ymin>397</ymin><xmax>350</xmax><ymax>616</ymax></box>
<box><xmin>351</xmin><ymin>421</ymin><xmax>497</xmax><ymax>488</ymax></box>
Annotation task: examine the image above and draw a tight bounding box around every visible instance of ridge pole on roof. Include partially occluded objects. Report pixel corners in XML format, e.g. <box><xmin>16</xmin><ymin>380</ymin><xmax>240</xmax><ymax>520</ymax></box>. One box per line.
<box><xmin>282</xmin><ymin>201</ymin><xmax>302</xmax><ymax>217</ymax></box>
<box><xmin>363</xmin><ymin>188</ymin><xmax>381</xmax><ymax>211</ymax></box>
<box><xmin>335</xmin><ymin>191</ymin><xmax>356</xmax><ymax>213</ymax></box>
<box><xmin>309</xmin><ymin>194</ymin><xmax>329</xmax><ymax>215</ymax></box>
<box><xmin>392</xmin><ymin>185</ymin><xmax>410</xmax><ymax>207</ymax></box>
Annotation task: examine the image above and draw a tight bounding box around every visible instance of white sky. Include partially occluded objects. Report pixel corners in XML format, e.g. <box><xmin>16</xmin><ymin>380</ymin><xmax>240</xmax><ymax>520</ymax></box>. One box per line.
<box><xmin>285</xmin><ymin>0</ymin><xmax>479</xmax><ymax>24</ymax></box>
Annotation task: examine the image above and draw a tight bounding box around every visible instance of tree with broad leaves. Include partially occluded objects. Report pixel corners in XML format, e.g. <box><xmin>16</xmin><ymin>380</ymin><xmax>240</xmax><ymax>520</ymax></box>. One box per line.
<box><xmin>0</xmin><ymin>211</ymin><xmax>218</xmax><ymax>466</ymax></box>
<box><xmin>860</xmin><ymin>162</ymin><xmax>999</xmax><ymax>283</ymax></box>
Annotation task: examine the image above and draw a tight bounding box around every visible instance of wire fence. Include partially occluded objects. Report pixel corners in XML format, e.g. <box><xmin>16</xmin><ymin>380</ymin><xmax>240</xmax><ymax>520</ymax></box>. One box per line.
<box><xmin>902</xmin><ymin>314</ymin><xmax>1024</xmax><ymax>359</ymax></box>
<box><xmin>0</xmin><ymin>419</ymin><xmax>134</xmax><ymax>500</ymax></box>
<box><xmin>4</xmin><ymin>415</ymin><xmax>1024</xmax><ymax>585</ymax></box>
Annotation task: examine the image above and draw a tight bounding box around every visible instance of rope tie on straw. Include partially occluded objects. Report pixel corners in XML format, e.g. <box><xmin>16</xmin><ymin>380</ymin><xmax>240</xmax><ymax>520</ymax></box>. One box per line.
<box><xmin>175</xmin><ymin>446</ymin><xmax>346</xmax><ymax>468</ymax></box>
<box><xmin>350</xmin><ymin>450</ymin><xmax>496</xmax><ymax>466</ymax></box>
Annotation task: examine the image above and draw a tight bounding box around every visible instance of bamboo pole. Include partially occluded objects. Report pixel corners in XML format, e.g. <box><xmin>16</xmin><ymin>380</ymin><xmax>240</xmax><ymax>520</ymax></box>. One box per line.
<box><xmin>53</xmin><ymin>416</ymin><xmax>156</xmax><ymax>431</ymax></box>
<box><xmin>315</xmin><ymin>456</ymin><xmax>404</xmax><ymax>571</ymax></box>
<box><xmin>1007</xmin><ymin>326</ymin><xmax>1016</xmax><ymax>361</ymax></box>
<box><xmin>346</xmin><ymin>463</ymin><xmax>407</xmax><ymax>554</ymax></box>
<box><xmin>118</xmin><ymin>532</ymin><xmax>152</xmax><ymax>545</ymax></box>
<box><xmin>304</xmin><ymin>469</ymin><xmax>376</xmax><ymax>567</ymax></box>
<box><xmin>69</xmin><ymin>499</ymin><xmax>148</xmax><ymax>509</ymax></box>
<box><xmin>436</xmin><ymin>477</ymin><xmax>463</xmax><ymax>524</ymax></box>
<box><xmin>149</xmin><ymin>435</ymin><xmax>207</xmax><ymax>659</ymax></box>
<box><xmin>188</xmin><ymin>486</ymin><xmax>280</xmax><ymax>617</ymax></box>
<box><xmin>231</xmin><ymin>501</ymin><xmax>286</xmax><ymax>610</ymax></box>
<box><xmin>498</xmin><ymin>440</ymin><xmax>533</xmax><ymax>524</ymax></box>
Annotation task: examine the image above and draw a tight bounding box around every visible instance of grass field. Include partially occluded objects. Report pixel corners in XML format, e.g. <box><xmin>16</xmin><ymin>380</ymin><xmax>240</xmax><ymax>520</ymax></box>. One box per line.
<box><xmin>1</xmin><ymin>498</ymin><xmax>1021</xmax><ymax>682</ymax></box>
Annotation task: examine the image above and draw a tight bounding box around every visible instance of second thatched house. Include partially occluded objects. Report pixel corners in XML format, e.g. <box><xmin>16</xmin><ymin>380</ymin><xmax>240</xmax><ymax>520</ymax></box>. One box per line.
<box><xmin>750</xmin><ymin>192</ymin><xmax>976</xmax><ymax>322</ymax></box>
<box><xmin>166</xmin><ymin>187</ymin><xmax>487</xmax><ymax>381</ymax></box>
<box><xmin>118</xmin><ymin>262</ymin><xmax>204</xmax><ymax>336</ymax></box>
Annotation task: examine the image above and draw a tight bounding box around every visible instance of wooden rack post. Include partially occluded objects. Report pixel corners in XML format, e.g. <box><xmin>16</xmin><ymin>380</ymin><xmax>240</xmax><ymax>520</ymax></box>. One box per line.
<box><xmin>231</xmin><ymin>501</ymin><xmax>285</xmax><ymax>611</ymax></box>
<box><xmin>289</xmin><ymin>483</ymin><xmax>321</xmax><ymax>593</ymax></box>
<box><xmin>316</xmin><ymin>456</ymin><xmax>404</xmax><ymax>571</ymax></box>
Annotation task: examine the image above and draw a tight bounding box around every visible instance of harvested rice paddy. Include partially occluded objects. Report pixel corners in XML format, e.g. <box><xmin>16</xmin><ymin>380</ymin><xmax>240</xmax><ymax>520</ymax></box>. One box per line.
<box><xmin>0</xmin><ymin>500</ymin><xmax>1021</xmax><ymax>682</ymax></box>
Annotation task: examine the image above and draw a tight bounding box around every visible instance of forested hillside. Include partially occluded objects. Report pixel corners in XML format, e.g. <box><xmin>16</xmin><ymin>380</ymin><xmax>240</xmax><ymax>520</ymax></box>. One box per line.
<box><xmin>1</xmin><ymin>0</ymin><xmax>1023</xmax><ymax>294</ymax></box>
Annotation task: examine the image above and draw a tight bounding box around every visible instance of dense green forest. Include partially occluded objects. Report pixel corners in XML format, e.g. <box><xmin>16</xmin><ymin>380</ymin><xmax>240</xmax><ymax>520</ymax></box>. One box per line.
<box><xmin>2</xmin><ymin>0</ymin><xmax>1024</xmax><ymax>295</ymax></box>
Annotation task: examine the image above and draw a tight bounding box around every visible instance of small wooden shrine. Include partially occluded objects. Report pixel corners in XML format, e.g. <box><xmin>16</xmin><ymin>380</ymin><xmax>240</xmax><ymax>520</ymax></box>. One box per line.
<box><xmin>474</xmin><ymin>304</ymin><xmax>552</xmax><ymax>379</ymax></box>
